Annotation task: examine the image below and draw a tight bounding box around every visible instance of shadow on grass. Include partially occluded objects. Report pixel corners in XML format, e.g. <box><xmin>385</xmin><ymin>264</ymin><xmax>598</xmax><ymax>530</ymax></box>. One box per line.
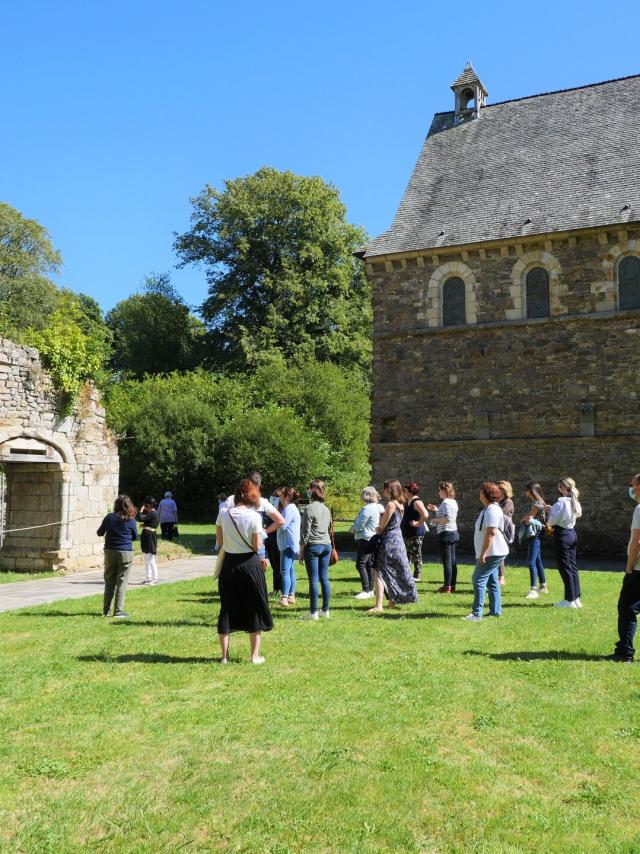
<box><xmin>464</xmin><ymin>649</ymin><xmax>605</xmax><ymax>662</ymax></box>
<box><xmin>11</xmin><ymin>610</ymin><xmax>104</xmax><ymax>618</ymax></box>
<box><xmin>78</xmin><ymin>653</ymin><xmax>214</xmax><ymax>665</ymax></box>
<box><xmin>12</xmin><ymin>611</ymin><xmax>211</xmax><ymax>627</ymax></box>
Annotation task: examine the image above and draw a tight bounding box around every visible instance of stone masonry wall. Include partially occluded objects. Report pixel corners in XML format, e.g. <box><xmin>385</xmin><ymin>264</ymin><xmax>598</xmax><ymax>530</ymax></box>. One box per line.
<box><xmin>0</xmin><ymin>338</ymin><xmax>119</xmax><ymax>572</ymax></box>
<box><xmin>367</xmin><ymin>225</ymin><xmax>640</xmax><ymax>556</ymax></box>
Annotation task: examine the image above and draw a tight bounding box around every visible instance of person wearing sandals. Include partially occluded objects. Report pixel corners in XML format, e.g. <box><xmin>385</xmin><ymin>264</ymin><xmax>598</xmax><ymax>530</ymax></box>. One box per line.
<box><xmin>427</xmin><ymin>481</ymin><xmax>459</xmax><ymax>593</ymax></box>
<box><xmin>216</xmin><ymin>479</ymin><xmax>273</xmax><ymax>664</ymax></box>
<box><xmin>545</xmin><ymin>475</ymin><xmax>583</xmax><ymax>609</ymax></box>
<box><xmin>463</xmin><ymin>481</ymin><xmax>508</xmax><ymax>621</ymax></box>
<box><xmin>367</xmin><ymin>479</ymin><xmax>418</xmax><ymax>614</ymax></box>
<box><xmin>299</xmin><ymin>479</ymin><xmax>332</xmax><ymax>621</ymax></box>
<box><xmin>352</xmin><ymin>486</ymin><xmax>385</xmax><ymax>599</ymax></box>
<box><xmin>401</xmin><ymin>482</ymin><xmax>429</xmax><ymax>581</ymax></box>
<box><xmin>521</xmin><ymin>482</ymin><xmax>549</xmax><ymax>600</ymax></box>
<box><xmin>276</xmin><ymin>487</ymin><xmax>301</xmax><ymax>608</ymax></box>
<box><xmin>139</xmin><ymin>496</ymin><xmax>160</xmax><ymax>586</ymax></box>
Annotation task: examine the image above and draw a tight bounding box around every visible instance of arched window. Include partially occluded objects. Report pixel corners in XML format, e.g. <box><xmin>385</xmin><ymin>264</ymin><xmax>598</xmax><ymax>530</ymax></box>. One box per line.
<box><xmin>442</xmin><ymin>277</ymin><xmax>466</xmax><ymax>326</ymax></box>
<box><xmin>525</xmin><ymin>267</ymin><xmax>550</xmax><ymax>319</ymax></box>
<box><xmin>619</xmin><ymin>256</ymin><xmax>640</xmax><ymax>310</ymax></box>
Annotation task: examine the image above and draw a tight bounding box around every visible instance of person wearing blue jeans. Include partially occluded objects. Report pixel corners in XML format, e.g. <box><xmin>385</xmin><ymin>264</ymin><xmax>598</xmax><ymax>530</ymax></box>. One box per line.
<box><xmin>299</xmin><ymin>479</ymin><xmax>333</xmax><ymax>621</ymax></box>
<box><xmin>527</xmin><ymin>534</ymin><xmax>546</xmax><ymax>591</ymax></box>
<box><xmin>463</xmin><ymin>481</ymin><xmax>509</xmax><ymax>622</ymax></box>
<box><xmin>471</xmin><ymin>554</ymin><xmax>503</xmax><ymax>618</ymax></box>
<box><xmin>275</xmin><ymin>488</ymin><xmax>302</xmax><ymax>607</ymax></box>
<box><xmin>280</xmin><ymin>547</ymin><xmax>297</xmax><ymax>602</ymax></box>
<box><xmin>305</xmin><ymin>543</ymin><xmax>332</xmax><ymax>615</ymax></box>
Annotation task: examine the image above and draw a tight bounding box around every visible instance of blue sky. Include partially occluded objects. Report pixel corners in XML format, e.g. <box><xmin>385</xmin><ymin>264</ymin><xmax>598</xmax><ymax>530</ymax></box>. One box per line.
<box><xmin>3</xmin><ymin>0</ymin><xmax>639</xmax><ymax>313</ymax></box>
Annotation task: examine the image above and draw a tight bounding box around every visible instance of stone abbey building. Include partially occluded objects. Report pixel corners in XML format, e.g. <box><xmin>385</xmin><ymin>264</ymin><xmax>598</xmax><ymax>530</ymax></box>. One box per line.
<box><xmin>361</xmin><ymin>67</ymin><xmax>640</xmax><ymax>554</ymax></box>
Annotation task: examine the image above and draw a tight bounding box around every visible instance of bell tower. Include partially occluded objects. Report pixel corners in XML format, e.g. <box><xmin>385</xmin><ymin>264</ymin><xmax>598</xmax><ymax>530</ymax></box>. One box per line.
<box><xmin>451</xmin><ymin>62</ymin><xmax>488</xmax><ymax>122</ymax></box>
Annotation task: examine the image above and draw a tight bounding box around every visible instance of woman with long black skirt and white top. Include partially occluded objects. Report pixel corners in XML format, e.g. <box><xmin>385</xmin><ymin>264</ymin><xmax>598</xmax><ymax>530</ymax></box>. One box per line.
<box><xmin>216</xmin><ymin>479</ymin><xmax>273</xmax><ymax>664</ymax></box>
<box><xmin>545</xmin><ymin>476</ymin><xmax>582</xmax><ymax>609</ymax></box>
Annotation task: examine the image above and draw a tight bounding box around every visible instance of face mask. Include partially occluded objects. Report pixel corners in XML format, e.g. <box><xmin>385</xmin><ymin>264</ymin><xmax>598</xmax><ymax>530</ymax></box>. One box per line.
<box><xmin>306</xmin><ymin>490</ymin><xmax>312</xmax><ymax>499</ymax></box>
<box><xmin>629</xmin><ymin>486</ymin><xmax>639</xmax><ymax>502</ymax></box>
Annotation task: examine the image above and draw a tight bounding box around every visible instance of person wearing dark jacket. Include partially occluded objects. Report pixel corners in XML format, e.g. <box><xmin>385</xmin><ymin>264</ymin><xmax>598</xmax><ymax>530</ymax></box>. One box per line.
<box><xmin>98</xmin><ymin>495</ymin><xmax>138</xmax><ymax>618</ymax></box>
<box><xmin>140</xmin><ymin>496</ymin><xmax>160</xmax><ymax>585</ymax></box>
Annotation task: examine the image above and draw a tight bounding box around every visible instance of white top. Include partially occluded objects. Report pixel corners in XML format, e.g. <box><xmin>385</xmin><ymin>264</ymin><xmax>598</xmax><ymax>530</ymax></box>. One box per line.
<box><xmin>473</xmin><ymin>503</ymin><xmax>509</xmax><ymax>559</ymax></box>
<box><xmin>435</xmin><ymin>498</ymin><xmax>458</xmax><ymax>532</ymax></box>
<box><xmin>225</xmin><ymin>495</ymin><xmax>279</xmax><ymax>518</ymax></box>
<box><xmin>216</xmin><ymin>506</ymin><xmax>262</xmax><ymax>554</ymax></box>
<box><xmin>548</xmin><ymin>496</ymin><xmax>578</xmax><ymax>529</ymax></box>
<box><xmin>628</xmin><ymin>505</ymin><xmax>640</xmax><ymax>571</ymax></box>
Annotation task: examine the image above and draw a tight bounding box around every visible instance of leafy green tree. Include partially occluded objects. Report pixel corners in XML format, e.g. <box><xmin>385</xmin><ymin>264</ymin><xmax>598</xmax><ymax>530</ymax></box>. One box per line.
<box><xmin>250</xmin><ymin>356</ymin><xmax>370</xmax><ymax>495</ymax></box>
<box><xmin>25</xmin><ymin>296</ymin><xmax>106</xmax><ymax>405</ymax></box>
<box><xmin>174</xmin><ymin>167</ymin><xmax>371</xmax><ymax>373</ymax></box>
<box><xmin>0</xmin><ymin>201</ymin><xmax>62</xmax><ymax>336</ymax></box>
<box><xmin>105</xmin><ymin>371</ymin><xmax>329</xmax><ymax>516</ymax></box>
<box><xmin>106</xmin><ymin>273</ymin><xmax>205</xmax><ymax>378</ymax></box>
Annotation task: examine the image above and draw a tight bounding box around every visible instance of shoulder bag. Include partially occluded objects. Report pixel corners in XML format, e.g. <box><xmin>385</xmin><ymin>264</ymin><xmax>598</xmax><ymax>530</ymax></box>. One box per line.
<box><xmin>329</xmin><ymin>513</ymin><xmax>340</xmax><ymax>566</ymax></box>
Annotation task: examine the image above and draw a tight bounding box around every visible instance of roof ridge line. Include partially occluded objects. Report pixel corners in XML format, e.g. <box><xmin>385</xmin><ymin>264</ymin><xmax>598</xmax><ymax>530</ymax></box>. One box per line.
<box><xmin>433</xmin><ymin>71</ymin><xmax>640</xmax><ymax>116</ymax></box>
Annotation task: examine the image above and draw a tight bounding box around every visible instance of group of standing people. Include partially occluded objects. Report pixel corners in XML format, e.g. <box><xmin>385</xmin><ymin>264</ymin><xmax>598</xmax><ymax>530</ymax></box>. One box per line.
<box><xmin>96</xmin><ymin>468</ymin><xmax>640</xmax><ymax>669</ymax></box>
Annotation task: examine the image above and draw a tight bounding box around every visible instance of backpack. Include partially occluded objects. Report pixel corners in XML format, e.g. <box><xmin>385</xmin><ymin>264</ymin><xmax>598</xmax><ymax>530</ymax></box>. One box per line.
<box><xmin>501</xmin><ymin>513</ymin><xmax>516</xmax><ymax>545</ymax></box>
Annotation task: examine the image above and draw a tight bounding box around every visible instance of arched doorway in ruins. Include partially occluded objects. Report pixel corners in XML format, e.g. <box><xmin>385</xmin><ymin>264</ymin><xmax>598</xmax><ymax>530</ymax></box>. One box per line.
<box><xmin>0</xmin><ymin>435</ymin><xmax>70</xmax><ymax>571</ymax></box>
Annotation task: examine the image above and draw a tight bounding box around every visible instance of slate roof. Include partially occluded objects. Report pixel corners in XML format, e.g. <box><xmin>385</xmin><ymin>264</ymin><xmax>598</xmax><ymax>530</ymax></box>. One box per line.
<box><xmin>364</xmin><ymin>74</ymin><xmax>640</xmax><ymax>258</ymax></box>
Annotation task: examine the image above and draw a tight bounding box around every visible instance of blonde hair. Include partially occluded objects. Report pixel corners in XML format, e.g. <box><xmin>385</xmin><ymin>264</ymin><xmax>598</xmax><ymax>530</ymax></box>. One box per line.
<box><xmin>496</xmin><ymin>480</ymin><xmax>513</xmax><ymax>499</ymax></box>
<box><xmin>361</xmin><ymin>486</ymin><xmax>380</xmax><ymax>503</ymax></box>
<box><xmin>439</xmin><ymin>481</ymin><xmax>455</xmax><ymax>498</ymax></box>
<box><xmin>559</xmin><ymin>476</ymin><xmax>582</xmax><ymax>518</ymax></box>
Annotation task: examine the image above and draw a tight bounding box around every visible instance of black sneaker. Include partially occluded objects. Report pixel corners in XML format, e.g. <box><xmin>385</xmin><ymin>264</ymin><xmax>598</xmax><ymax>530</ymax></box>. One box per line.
<box><xmin>113</xmin><ymin>612</ymin><xmax>130</xmax><ymax>620</ymax></box>
<box><xmin>601</xmin><ymin>653</ymin><xmax>634</xmax><ymax>663</ymax></box>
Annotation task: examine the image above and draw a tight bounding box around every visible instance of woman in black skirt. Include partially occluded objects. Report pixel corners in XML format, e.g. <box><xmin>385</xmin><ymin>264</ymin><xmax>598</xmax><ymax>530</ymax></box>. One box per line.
<box><xmin>215</xmin><ymin>478</ymin><xmax>273</xmax><ymax>664</ymax></box>
<box><xmin>140</xmin><ymin>496</ymin><xmax>160</xmax><ymax>585</ymax></box>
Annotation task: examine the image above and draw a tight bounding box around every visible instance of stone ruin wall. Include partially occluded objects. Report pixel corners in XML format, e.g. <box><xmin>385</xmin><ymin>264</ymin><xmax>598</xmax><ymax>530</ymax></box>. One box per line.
<box><xmin>0</xmin><ymin>338</ymin><xmax>119</xmax><ymax>572</ymax></box>
<box><xmin>367</xmin><ymin>225</ymin><xmax>640</xmax><ymax>556</ymax></box>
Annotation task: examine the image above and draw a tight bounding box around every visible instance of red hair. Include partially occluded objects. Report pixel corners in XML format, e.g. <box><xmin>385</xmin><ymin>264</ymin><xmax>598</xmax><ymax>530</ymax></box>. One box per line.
<box><xmin>480</xmin><ymin>481</ymin><xmax>502</xmax><ymax>503</ymax></box>
<box><xmin>404</xmin><ymin>482</ymin><xmax>420</xmax><ymax>496</ymax></box>
<box><xmin>234</xmin><ymin>479</ymin><xmax>261</xmax><ymax>508</ymax></box>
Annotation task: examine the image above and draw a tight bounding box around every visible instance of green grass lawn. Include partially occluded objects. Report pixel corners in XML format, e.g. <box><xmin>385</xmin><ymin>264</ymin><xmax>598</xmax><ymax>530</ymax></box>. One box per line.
<box><xmin>1</xmin><ymin>560</ymin><xmax>638</xmax><ymax>853</ymax></box>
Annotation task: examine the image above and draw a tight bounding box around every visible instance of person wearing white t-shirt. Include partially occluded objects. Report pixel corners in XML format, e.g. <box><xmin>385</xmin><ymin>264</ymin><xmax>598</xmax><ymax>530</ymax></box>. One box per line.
<box><xmin>545</xmin><ymin>475</ymin><xmax>582</xmax><ymax>609</ymax></box>
<box><xmin>603</xmin><ymin>472</ymin><xmax>640</xmax><ymax>663</ymax></box>
<box><xmin>428</xmin><ymin>481</ymin><xmax>459</xmax><ymax>593</ymax></box>
<box><xmin>463</xmin><ymin>481</ymin><xmax>509</xmax><ymax>621</ymax></box>
<box><xmin>215</xmin><ymin>479</ymin><xmax>273</xmax><ymax>665</ymax></box>
<box><xmin>224</xmin><ymin>473</ymin><xmax>284</xmax><ymax>582</ymax></box>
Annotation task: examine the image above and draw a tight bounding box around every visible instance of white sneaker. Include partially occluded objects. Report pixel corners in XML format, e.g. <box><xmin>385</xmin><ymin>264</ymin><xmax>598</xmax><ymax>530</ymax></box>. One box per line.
<box><xmin>355</xmin><ymin>591</ymin><xmax>372</xmax><ymax>599</ymax></box>
<box><xmin>575</xmin><ymin>598</ymin><xmax>583</xmax><ymax>608</ymax></box>
<box><xmin>554</xmin><ymin>600</ymin><xmax>578</xmax><ymax>608</ymax></box>
<box><xmin>220</xmin><ymin>658</ymin><xmax>229</xmax><ymax>665</ymax></box>
<box><xmin>300</xmin><ymin>611</ymin><xmax>319</xmax><ymax>621</ymax></box>
<box><xmin>525</xmin><ymin>589</ymin><xmax>539</xmax><ymax>599</ymax></box>
<box><xmin>319</xmin><ymin>609</ymin><xmax>330</xmax><ymax>619</ymax></box>
<box><xmin>539</xmin><ymin>585</ymin><xmax>549</xmax><ymax>594</ymax></box>
<box><xmin>251</xmin><ymin>655</ymin><xmax>265</xmax><ymax>665</ymax></box>
<box><xmin>462</xmin><ymin>613</ymin><xmax>482</xmax><ymax>621</ymax></box>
